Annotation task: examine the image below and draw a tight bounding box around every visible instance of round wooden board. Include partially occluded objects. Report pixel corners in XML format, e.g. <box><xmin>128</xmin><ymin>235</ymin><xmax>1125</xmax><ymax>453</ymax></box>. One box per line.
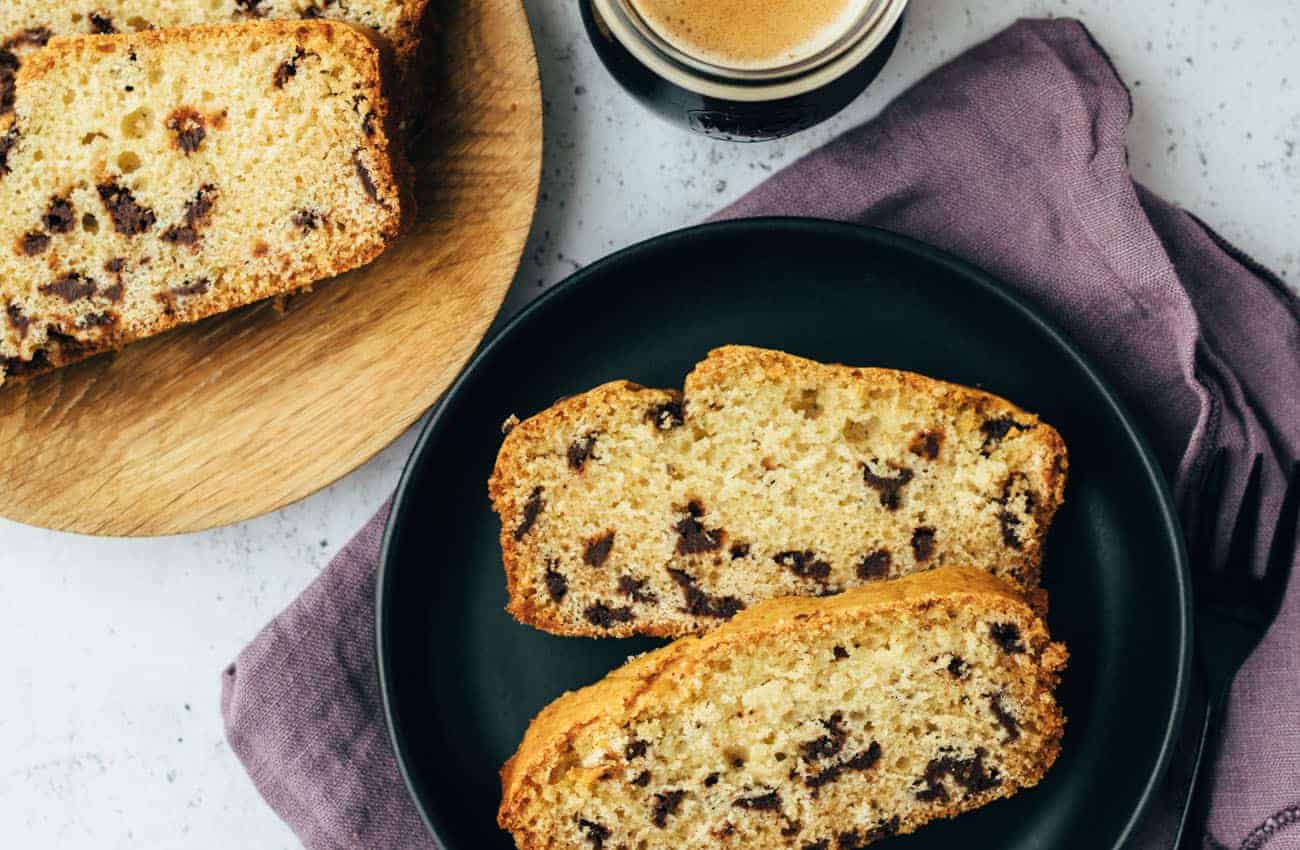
<box><xmin>0</xmin><ymin>0</ymin><xmax>542</xmax><ymax>536</ymax></box>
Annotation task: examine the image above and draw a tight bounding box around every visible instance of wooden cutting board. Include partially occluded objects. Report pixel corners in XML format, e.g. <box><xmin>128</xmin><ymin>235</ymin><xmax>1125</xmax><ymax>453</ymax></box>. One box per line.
<box><xmin>0</xmin><ymin>0</ymin><xmax>542</xmax><ymax>536</ymax></box>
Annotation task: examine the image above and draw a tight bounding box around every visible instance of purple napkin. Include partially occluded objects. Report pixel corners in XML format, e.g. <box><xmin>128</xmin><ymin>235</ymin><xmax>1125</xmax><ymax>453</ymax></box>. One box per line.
<box><xmin>222</xmin><ymin>17</ymin><xmax>1300</xmax><ymax>850</ymax></box>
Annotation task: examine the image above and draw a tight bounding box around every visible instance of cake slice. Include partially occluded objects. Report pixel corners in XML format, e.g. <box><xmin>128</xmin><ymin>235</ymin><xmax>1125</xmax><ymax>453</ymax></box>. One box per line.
<box><xmin>499</xmin><ymin>566</ymin><xmax>1068</xmax><ymax>850</ymax></box>
<box><xmin>0</xmin><ymin>20</ymin><xmax>411</xmax><ymax>384</ymax></box>
<box><xmin>0</xmin><ymin>1</ymin><xmax>432</xmax><ymax>116</ymax></box>
<box><xmin>489</xmin><ymin>346</ymin><xmax>1068</xmax><ymax>638</ymax></box>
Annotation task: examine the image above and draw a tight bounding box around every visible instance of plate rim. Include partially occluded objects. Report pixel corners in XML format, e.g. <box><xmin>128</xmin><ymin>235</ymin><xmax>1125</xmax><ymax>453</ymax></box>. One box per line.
<box><xmin>376</xmin><ymin>216</ymin><xmax>1192</xmax><ymax>850</ymax></box>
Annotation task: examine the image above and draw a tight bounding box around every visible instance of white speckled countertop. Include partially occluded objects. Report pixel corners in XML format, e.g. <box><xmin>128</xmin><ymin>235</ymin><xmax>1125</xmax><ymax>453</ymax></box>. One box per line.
<box><xmin>3</xmin><ymin>2</ymin><xmax>1296</xmax><ymax>847</ymax></box>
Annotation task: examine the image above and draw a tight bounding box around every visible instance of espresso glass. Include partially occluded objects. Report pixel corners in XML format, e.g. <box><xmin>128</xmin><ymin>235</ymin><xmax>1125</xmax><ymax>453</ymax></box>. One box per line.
<box><xmin>581</xmin><ymin>0</ymin><xmax>907</xmax><ymax>141</ymax></box>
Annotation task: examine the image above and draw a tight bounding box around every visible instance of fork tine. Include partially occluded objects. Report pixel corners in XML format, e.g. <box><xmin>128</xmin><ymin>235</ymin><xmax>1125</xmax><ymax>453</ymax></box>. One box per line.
<box><xmin>1262</xmin><ymin>460</ymin><xmax>1300</xmax><ymax>593</ymax></box>
<box><xmin>1193</xmin><ymin>448</ymin><xmax>1230</xmax><ymax>573</ymax></box>
<box><xmin>1223</xmin><ymin>454</ymin><xmax>1264</xmax><ymax>574</ymax></box>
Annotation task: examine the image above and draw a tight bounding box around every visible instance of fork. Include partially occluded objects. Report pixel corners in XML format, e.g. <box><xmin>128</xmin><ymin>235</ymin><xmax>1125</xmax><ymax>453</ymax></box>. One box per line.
<box><xmin>1173</xmin><ymin>451</ymin><xmax>1300</xmax><ymax>850</ymax></box>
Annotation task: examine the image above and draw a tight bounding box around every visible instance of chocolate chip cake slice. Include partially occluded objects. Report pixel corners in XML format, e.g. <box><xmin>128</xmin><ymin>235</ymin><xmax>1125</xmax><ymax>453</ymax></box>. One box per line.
<box><xmin>490</xmin><ymin>346</ymin><xmax>1068</xmax><ymax>637</ymax></box>
<box><xmin>499</xmin><ymin>566</ymin><xmax>1068</xmax><ymax>850</ymax></box>
<box><xmin>0</xmin><ymin>1</ymin><xmax>431</xmax><ymax>116</ymax></box>
<box><xmin>0</xmin><ymin>20</ymin><xmax>411</xmax><ymax>384</ymax></box>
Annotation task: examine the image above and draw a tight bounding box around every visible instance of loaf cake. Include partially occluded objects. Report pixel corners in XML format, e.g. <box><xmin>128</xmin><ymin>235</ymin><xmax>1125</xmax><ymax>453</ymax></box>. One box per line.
<box><xmin>0</xmin><ymin>20</ymin><xmax>411</xmax><ymax>384</ymax></box>
<box><xmin>0</xmin><ymin>1</ymin><xmax>431</xmax><ymax>117</ymax></box>
<box><xmin>489</xmin><ymin>346</ymin><xmax>1068</xmax><ymax>638</ymax></box>
<box><xmin>499</xmin><ymin>566</ymin><xmax>1068</xmax><ymax>850</ymax></box>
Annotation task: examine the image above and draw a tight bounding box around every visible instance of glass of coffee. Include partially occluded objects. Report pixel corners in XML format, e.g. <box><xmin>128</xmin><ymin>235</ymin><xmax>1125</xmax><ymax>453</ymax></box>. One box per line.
<box><xmin>581</xmin><ymin>0</ymin><xmax>908</xmax><ymax>141</ymax></box>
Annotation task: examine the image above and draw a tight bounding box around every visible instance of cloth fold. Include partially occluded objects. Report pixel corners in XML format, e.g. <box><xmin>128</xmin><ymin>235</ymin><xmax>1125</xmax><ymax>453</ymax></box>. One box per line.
<box><xmin>222</xmin><ymin>17</ymin><xmax>1300</xmax><ymax>850</ymax></box>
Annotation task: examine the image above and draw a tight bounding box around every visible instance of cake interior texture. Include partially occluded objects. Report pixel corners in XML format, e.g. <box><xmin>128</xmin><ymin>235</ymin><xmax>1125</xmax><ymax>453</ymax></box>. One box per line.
<box><xmin>491</xmin><ymin>346</ymin><xmax>1067</xmax><ymax>637</ymax></box>
<box><xmin>499</xmin><ymin>567</ymin><xmax>1068</xmax><ymax>850</ymax></box>
<box><xmin>0</xmin><ymin>20</ymin><xmax>408</xmax><ymax>383</ymax></box>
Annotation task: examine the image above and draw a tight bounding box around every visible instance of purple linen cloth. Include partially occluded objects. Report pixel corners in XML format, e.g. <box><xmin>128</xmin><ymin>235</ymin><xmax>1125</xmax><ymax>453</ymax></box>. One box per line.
<box><xmin>222</xmin><ymin>17</ymin><xmax>1300</xmax><ymax>850</ymax></box>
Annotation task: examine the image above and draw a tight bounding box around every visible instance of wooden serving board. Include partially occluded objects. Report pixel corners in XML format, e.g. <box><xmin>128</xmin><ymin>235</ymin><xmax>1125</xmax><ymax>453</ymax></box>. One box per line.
<box><xmin>0</xmin><ymin>0</ymin><xmax>542</xmax><ymax>536</ymax></box>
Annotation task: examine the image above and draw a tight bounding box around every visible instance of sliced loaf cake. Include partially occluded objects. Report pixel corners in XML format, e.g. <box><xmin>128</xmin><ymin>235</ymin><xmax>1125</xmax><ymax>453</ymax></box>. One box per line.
<box><xmin>0</xmin><ymin>1</ymin><xmax>431</xmax><ymax>116</ymax></box>
<box><xmin>0</xmin><ymin>20</ymin><xmax>411</xmax><ymax>384</ymax></box>
<box><xmin>499</xmin><ymin>566</ymin><xmax>1068</xmax><ymax>850</ymax></box>
<box><xmin>489</xmin><ymin>346</ymin><xmax>1068</xmax><ymax>637</ymax></box>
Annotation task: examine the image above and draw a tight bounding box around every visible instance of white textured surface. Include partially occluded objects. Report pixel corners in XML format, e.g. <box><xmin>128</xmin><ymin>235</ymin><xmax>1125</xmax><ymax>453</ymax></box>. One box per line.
<box><xmin>2</xmin><ymin>2</ymin><xmax>1297</xmax><ymax>847</ymax></box>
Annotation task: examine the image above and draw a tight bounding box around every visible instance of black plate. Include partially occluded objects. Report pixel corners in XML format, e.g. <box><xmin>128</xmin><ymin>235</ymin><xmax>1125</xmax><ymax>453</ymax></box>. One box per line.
<box><xmin>377</xmin><ymin>219</ymin><xmax>1190</xmax><ymax>850</ymax></box>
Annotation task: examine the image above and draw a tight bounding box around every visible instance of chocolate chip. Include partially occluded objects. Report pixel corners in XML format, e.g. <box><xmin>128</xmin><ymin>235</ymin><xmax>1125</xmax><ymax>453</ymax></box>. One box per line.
<box><xmin>567</xmin><ymin>433</ymin><xmax>598</xmax><ymax>471</ymax></box>
<box><xmin>39</xmin><ymin>272</ymin><xmax>97</xmax><ymax>303</ymax></box>
<box><xmin>18</xmin><ymin>231</ymin><xmax>48</xmax><ymax>255</ymax></box>
<box><xmin>631</xmin><ymin>770</ymin><xmax>650</xmax><ymax>787</ymax></box>
<box><xmin>43</xmin><ymin>196</ymin><xmax>75</xmax><ymax>234</ymax></box>
<box><xmin>361</xmin><ymin>110</ymin><xmax>377</xmax><ymax>137</ymax></box>
<box><xmin>512</xmin><ymin>487</ymin><xmax>543</xmax><ymax>540</ymax></box>
<box><xmin>703</xmin><ymin>772</ymin><xmax>719</xmax><ymax>787</ymax></box>
<box><xmin>728</xmin><ymin>542</ymin><xmax>749</xmax><ymax>559</ymax></box>
<box><xmin>729</xmin><ymin>755</ymin><xmax>745</xmax><ymax>769</ymax></box>
<box><xmin>645</xmin><ymin>399</ymin><xmax>684</xmax><ymax>430</ymax></box>
<box><xmin>781</xmin><ymin>820</ymin><xmax>803</xmax><ymax>837</ymax></box>
<box><xmin>732</xmin><ymin>790</ymin><xmax>781</xmax><ymax>811</ymax></box>
<box><xmin>6</xmin><ymin>303</ymin><xmax>29</xmax><ymax>338</ymax></box>
<box><xmin>352</xmin><ymin>148</ymin><xmax>385</xmax><ymax>206</ymax></box>
<box><xmin>97</xmin><ymin>181</ymin><xmax>155</xmax><ymax>236</ymax></box>
<box><xmin>861</xmin><ymin>463</ymin><xmax>914</xmax><ymax>510</ymax></box>
<box><xmin>911</xmin><ymin>526</ymin><xmax>936</xmax><ymax>562</ymax></box>
<box><xmin>714</xmin><ymin>823</ymin><xmax>736</xmax><ymax>839</ymax></box>
<box><xmin>666</xmin><ymin>568</ymin><xmax>743</xmax><ymax>619</ymax></box>
<box><xmin>625</xmin><ymin>739</ymin><xmax>648</xmax><ymax>760</ymax></box>
<box><xmin>234</xmin><ymin>0</ymin><xmax>265</xmax><ymax>15</ymax></box>
<box><xmin>274</xmin><ymin>56</ymin><xmax>298</xmax><ymax>88</ymax></box>
<box><xmin>582</xmin><ymin>531</ymin><xmax>614</xmax><ymax>567</ymax></box>
<box><xmin>171</xmin><ymin>278</ymin><xmax>210</xmax><ymax>297</ymax></box>
<box><xmin>617</xmin><ymin>575</ymin><xmax>657</xmax><ymax>604</ymax></box>
<box><xmin>543</xmin><ymin>562</ymin><xmax>566</xmax><ymax>603</ymax></box>
<box><xmin>989</xmin><ymin>693</ymin><xmax>1020</xmax><ymax>742</ymax></box>
<box><xmin>989</xmin><ymin>622</ymin><xmax>1023</xmax><ymax>653</ymax></box>
<box><xmin>856</xmin><ymin>549</ymin><xmax>891</xmax><ymax>580</ymax></box>
<box><xmin>832</xmin><ymin>645</ymin><xmax>849</xmax><ymax>660</ymax></box>
<box><xmin>6</xmin><ymin>27</ymin><xmax>52</xmax><ymax>48</ymax></box>
<box><xmin>804</xmin><ymin>741</ymin><xmax>881</xmax><ymax>791</ymax></box>
<box><xmin>166</xmin><ymin>108</ymin><xmax>206</xmax><ymax>154</ymax></box>
<box><xmin>997</xmin><ymin>510</ymin><xmax>1023</xmax><ymax>549</ymax></box>
<box><xmin>980</xmin><ymin>415</ymin><xmax>1031</xmax><ymax>454</ymax></box>
<box><xmin>292</xmin><ymin>209</ymin><xmax>321</xmax><ymax>232</ymax></box>
<box><xmin>0</xmin><ymin>126</ymin><xmax>18</xmax><ymax>174</ymax></box>
<box><xmin>88</xmin><ymin>12</ymin><xmax>117</xmax><ymax>33</ymax></box>
<box><xmin>302</xmin><ymin>5</ymin><xmax>324</xmax><ymax>18</ymax></box>
<box><xmin>651</xmin><ymin>789</ymin><xmax>685</xmax><ymax>828</ymax></box>
<box><xmin>914</xmin><ymin>748</ymin><xmax>1000</xmax><ymax>802</ymax></box>
<box><xmin>774</xmin><ymin>550</ymin><xmax>831</xmax><ymax>582</ymax></box>
<box><xmin>104</xmin><ymin>257</ymin><xmax>125</xmax><ymax>274</ymax></box>
<box><xmin>80</xmin><ymin>311</ymin><xmax>118</xmax><ymax>328</ymax></box>
<box><xmin>161</xmin><ymin>224</ymin><xmax>199</xmax><ymax>246</ymax></box>
<box><xmin>583</xmin><ymin>602</ymin><xmax>634</xmax><ymax>629</ymax></box>
<box><xmin>674</xmin><ymin>502</ymin><xmax>722</xmax><ymax>554</ymax></box>
<box><xmin>910</xmin><ymin>429</ymin><xmax>944</xmax><ymax>459</ymax></box>
<box><xmin>948</xmin><ymin>655</ymin><xmax>966</xmax><ymax>677</ymax></box>
<box><xmin>576</xmin><ymin>818</ymin><xmax>609</xmax><ymax>850</ymax></box>
<box><xmin>0</xmin><ymin>61</ymin><xmax>15</xmax><ymax>116</ymax></box>
<box><xmin>100</xmin><ymin>282</ymin><xmax>124</xmax><ymax>303</ymax></box>
<box><xmin>800</xmin><ymin>713</ymin><xmax>846</xmax><ymax>762</ymax></box>
<box><xmin>803</xmin><ymin>842</ymin><xmax>829</xmax><ymax>850</ymax></box>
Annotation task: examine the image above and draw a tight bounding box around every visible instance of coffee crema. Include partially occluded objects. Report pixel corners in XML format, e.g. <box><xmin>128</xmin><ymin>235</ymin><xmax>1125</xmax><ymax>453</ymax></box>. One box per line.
<box><xmin>628</xmin><ymin>0</ymin><xmax>869</xmax><ymax>70</ymax></box>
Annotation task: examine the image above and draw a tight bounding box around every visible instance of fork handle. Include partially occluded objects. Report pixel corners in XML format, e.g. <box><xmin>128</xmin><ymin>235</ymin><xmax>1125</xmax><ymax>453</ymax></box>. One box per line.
<box><xmin>1174</xmin><ymin>681</ymin><xmax>1232</xmax><ymax>850</ymax></box>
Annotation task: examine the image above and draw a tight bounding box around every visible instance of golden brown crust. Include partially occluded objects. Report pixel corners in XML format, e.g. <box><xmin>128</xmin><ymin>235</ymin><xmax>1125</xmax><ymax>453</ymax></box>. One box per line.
<box><xmin>489</xmin><ymin>346</ymin><xmax>1069</xmax><ymax>638</ymax></box>
<box><xmin>0</xmin><ymin>20</ymin><xmax>412</xmax><ymax>385</ymax></box>
<box><xmin>498</xmin><ymin>567</ymin><xmax>1068</xmax><ymax>846</ymax></box>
